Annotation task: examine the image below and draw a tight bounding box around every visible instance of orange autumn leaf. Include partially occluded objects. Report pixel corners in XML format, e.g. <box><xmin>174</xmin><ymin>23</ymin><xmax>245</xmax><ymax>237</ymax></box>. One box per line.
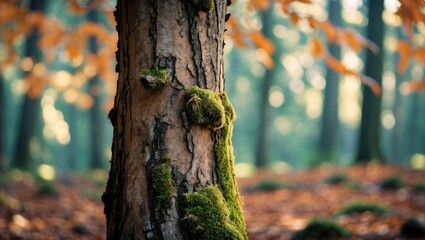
<box><xmin>404</xmin><ymin>79</ymin><xmax>425</xmax><ymax>92</ymax></box>
<box><xmin>325</xmin><ymin>54</ymin><xmax>381</xmax><ymax>95</ymax></box>
<box><xmin>320</xmin><ymin>20</ymin><xmax>338</xmax><ymax>43</ymax></box>
<box><xmin>256</xmin><ymin>48</ymin><xmax>274</xmax><ymax>69</ymax></box>
<box><xmin>325</xmin><ymin>54</ymin><xmax>352</xmax><ymax>74</ymax></box>
<box><xmin>250</xmin><ymin>0</ymin><xmax>270</xmax><ymax>11</ymax></box>
<box><xmin>307</xmin><ymin>17</ymin><xmax>319</xmax><ymax>29</ymax></box>
<box><xmin>289</xmin><ymin>13</ymin><xmax>300</xmax><ymax>26</ymax></box>
<box><xmin>415</xmin><ymin>47</ymin><xmax>425</xmax><ymax>64</ymax></box>
<box><xmin>309</xmin><ymin>37</ymin><xmax>325</xmax><ymax>58</ymax></box>
<box><xmin>249</xmin><ymin>31</ymin><xmax>275</xmax><ymax>55</ymax></box>
<box><xmin>360</xmin><ymin>75</ymin><xmax>382</xmax><ymax>96</ymax></box>
<box><xmin>66</xmin><ymin>43</ymin><xmax>82</xmax><ymax>60</ymax></box>
<box><xmin>396</xmin><ymin>40</ymin><xmax>411</xmax><ymax>73</ymax></box>
<box><xmin>68</xmin><ymin>0</ymin><xmax>86</xmax><ymax>15</ymax></box>
<box><xmin>343</xmin><ymin>31</ymin><xmax>362</xmax><ymax>52</ymax></box>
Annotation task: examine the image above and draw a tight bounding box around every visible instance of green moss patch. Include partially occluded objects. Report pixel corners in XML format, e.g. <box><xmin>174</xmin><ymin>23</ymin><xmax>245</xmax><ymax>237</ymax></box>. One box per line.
<box><xmin>291</xmin><ymin>218</ymin><xmax>350</xmax><ymax>240</ymax></box>
<box><xmin>213</xmin><ymin>92</ymin><xmax>246</xmax><ymax>239</ymax></box>
<box><xmin>140</xmin><ymin>65</ymin><xmax>169</xmax><ymax>89</ymax></box>
<box><xmin>183</xmin><ymin>89</ymin><xmax>246</xmax><ymax>238</ymax></box>
<box><xmin>182</xmin><ymin>186</ymin><xmax>244</xmax><ymax>240</ymax></box>
<box><xmin>150</xmin><ymin>157</ymin><xmax>174</xmax><ymax>221</ymax></box>
<box><xmin>185</xmin><ymin>86</ymin><xmax>226</xmax><ymax>129</ymax></box>
<box><xmin>336</xmin><ymin>201</ymin><xmax>388</xmax><ymax>216</ymax></box>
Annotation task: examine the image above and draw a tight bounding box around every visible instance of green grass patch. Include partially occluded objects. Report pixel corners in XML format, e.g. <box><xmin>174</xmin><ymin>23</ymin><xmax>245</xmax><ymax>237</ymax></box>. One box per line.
<box><xmin>336</xmin><ymin>201</ymin><xmax>388</xmax><ymax>216</ymax></box>
<box><xmin>413</xmin><ymin>179</ymin><xmax>425</xmax><ymax>192</ymax></box>
<box><xmin>323</xmin><ymin>173</ymin><xmax>349</xmax><ymax>185</ymax></box>
<box><xmin>249</xmin><ymin>179</ymin><xmax>293</xmax><ymax>192</ymax></box>
<box><xmin>36</xmin><ymin>180</ymin><xmax>59</xmax><ymax>197</ymax></box>
<box><xmin>380</xmin><ymin>175</ymin><xmax>405</xmax><ymax>190</ymax></box>
<box><xmin>291</xmin><ymin>218</ymin><xmax>350</xmax><ymax>240</ymax></box>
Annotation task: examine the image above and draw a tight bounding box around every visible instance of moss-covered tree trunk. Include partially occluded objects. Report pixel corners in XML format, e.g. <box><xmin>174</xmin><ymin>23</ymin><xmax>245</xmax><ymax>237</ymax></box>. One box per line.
<box><xmin>355</xmin><ymin>0</ymin><xmax>385</xmax><ymax>163</ymax></box>
<box><xmin>102</xmin><ymin>1</ymin><xmax>247</xmax><ymax>239</ymax></box>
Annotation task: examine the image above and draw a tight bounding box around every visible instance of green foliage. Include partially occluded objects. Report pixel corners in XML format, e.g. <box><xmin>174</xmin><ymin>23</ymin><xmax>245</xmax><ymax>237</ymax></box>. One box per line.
<box><xmin>336</xmin><ymin>201</ymin><xmax>388</xmax><ymax>216</ymax></box>
<box><xmin>323</xmin><ymin>173</ymin><xmax>349</xmax><ymax>185</ymax></box>
<box><xmin>413</xmin><ymin>179</ymin><xmax>425</xmax><ymax>192</ymax></box>
<box><xmin>36</xmin><ymin>180</ymin><xmax>59</xmax><ymax>197</ymax></box>
<box><xmin>291</xmin><ymin>218</ymin><xmax>350</xmax><ymax>240</ymax></box>
<box><xmin>182</xmin><ymin>186</ymin><xmax>244</xmax><ymax>240</ymax></box>
<box><xmin>191</xmin><ymin>0</ymin><xmax>214</xmax><ymax>12</ymax></box>
<box><xmin>186</xmin><ymin>87</ymin><xmax>226</xmax><ymax>129</ymax></box>
<box><xmin>380</xmin><ymin>175</ymin><xmax>405</xmax><ymax>190</ymax></box>
<box><xmin>140</xmin><ymin>65</ymin><xmax>169</xmax><ymax>89</ymax></box>
<box><xmin>151</xmin><ymin>161</ymin><xmax>174</xmax><ymax>215</ymax></box>
<box><xmin>250</xmin><ymin>179</ymin><xmax>293</xmax><ymax>192</ymax></box>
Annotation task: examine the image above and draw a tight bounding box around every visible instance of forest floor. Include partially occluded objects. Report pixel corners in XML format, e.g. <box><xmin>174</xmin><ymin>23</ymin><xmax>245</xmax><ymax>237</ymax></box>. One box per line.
<box><xmin>0</xmin><ymin>164</ymin><xmax>424</xmax><ymax>240</ymax></box>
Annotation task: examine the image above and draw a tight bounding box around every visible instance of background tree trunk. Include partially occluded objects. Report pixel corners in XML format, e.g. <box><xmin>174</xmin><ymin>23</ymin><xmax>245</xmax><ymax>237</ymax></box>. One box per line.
<box><xmin>0</xmin><ymin>74</ymin><xmax>5</xmax><ymax>172</ymax></box>
<box><xmin>318</xmin><ymin>0</ymin><xmax>341</xmax><ymax>163</ymax></box>
<box><xmin>355</xmin><ymin>0</ymin><xmax>385</xmax><ymax>163</ymax></box>
<box><xmin>102</xmin><ymin>1</ymin><xmax>246</xmax><ymax>239</ymax></box>
<box><xmin>88</xmin><ymin>7</ymin><xmax>105</xmax><ymax>169</ymax></box>
<box><xmin>255</xmin><ymin>5</ymin><xmax>276</xmax><ymax>168</ymax></box>
<box><xmin>12</xmin><ymin>0</ymin><xmax>46</xmax><ymax>170</ymax></box>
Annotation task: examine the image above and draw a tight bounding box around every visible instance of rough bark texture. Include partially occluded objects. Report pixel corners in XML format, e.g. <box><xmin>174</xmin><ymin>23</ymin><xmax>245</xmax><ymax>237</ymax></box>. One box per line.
<box><xmin>102</xmin><ymin>1</ymin><xmax>246</xmax><ymax>239</ymax></box>
<box><xmin>356</xmin><ymin>0</ymin><xmax>384</xmax><ymax>163</ymax></box>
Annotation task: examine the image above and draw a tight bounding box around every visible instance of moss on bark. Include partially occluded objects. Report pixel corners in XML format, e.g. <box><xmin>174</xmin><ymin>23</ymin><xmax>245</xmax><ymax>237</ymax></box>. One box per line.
<box><xmin>185</xmin><ymin>86</ymin><xmax>226</xmax><ymax>130</ymax></box>
<box><xmin>182</xmin><ymin>186</ymin><xmax>244</xmax><ymax>240</ymax></box>
<box><xmin>183</xmin><ymin>89</ymin><xmax>247</xmax><ymax>239</ymax></box>
<box><xmin>140</xmin><ymin>65</ymin><xmax>169</xmax><ymax>89</ymax></box>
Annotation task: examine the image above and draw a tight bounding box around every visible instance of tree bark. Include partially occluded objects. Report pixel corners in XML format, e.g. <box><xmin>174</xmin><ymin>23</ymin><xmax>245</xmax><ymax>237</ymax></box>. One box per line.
<box><xmin>102</xmin><ymin>1</ymin><xmax>246</xmax><ymax>239</ymax></box>
<box><xmin>355</xmin><ymin>0</ymin><xmax>385</xmax><ymax>163</ymax></box>
<box><xmin>12</xmin><ymin>0</ymin><xmax>46</xmax><ymax>170</ymax></box>
<box><xmin>318</xmin><ymin>0</ymin><xmax>341</xmax><ymax>163</ymax></box>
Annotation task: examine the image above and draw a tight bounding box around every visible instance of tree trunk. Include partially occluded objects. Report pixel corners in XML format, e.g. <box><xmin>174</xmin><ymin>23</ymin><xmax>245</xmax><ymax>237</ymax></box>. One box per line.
<box><xmin>12</xmin><ymin>0</ymin><xmax>46</xmax><ymax>170</ymax></box>
<box><xmin>88</xmin><ymin>7</ymin><xmax>105</xmax><ymax>169</ymax></box>
<box><xmin>0</xmin><ymin>74</ymin><xmax>5</xmax><ymax>172</ymax></box>
<box><xmin>355</xmin><ymin>0</ymin><xmax>385</xmax><ymax>163</ymax></box>
<box><xmin>318</xmin><ymin>0</ymin><xmax>341</xmax><ymax>163</ymax></box>
<box><xmin>255</xmin><ymin>5</ymin><xmax>276</xmax><ymax>168</ymax></box>
<box><xmin>102</xmin><ymin>1</ymin><xmax>247</xmax><ymax>239</ymax></box>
